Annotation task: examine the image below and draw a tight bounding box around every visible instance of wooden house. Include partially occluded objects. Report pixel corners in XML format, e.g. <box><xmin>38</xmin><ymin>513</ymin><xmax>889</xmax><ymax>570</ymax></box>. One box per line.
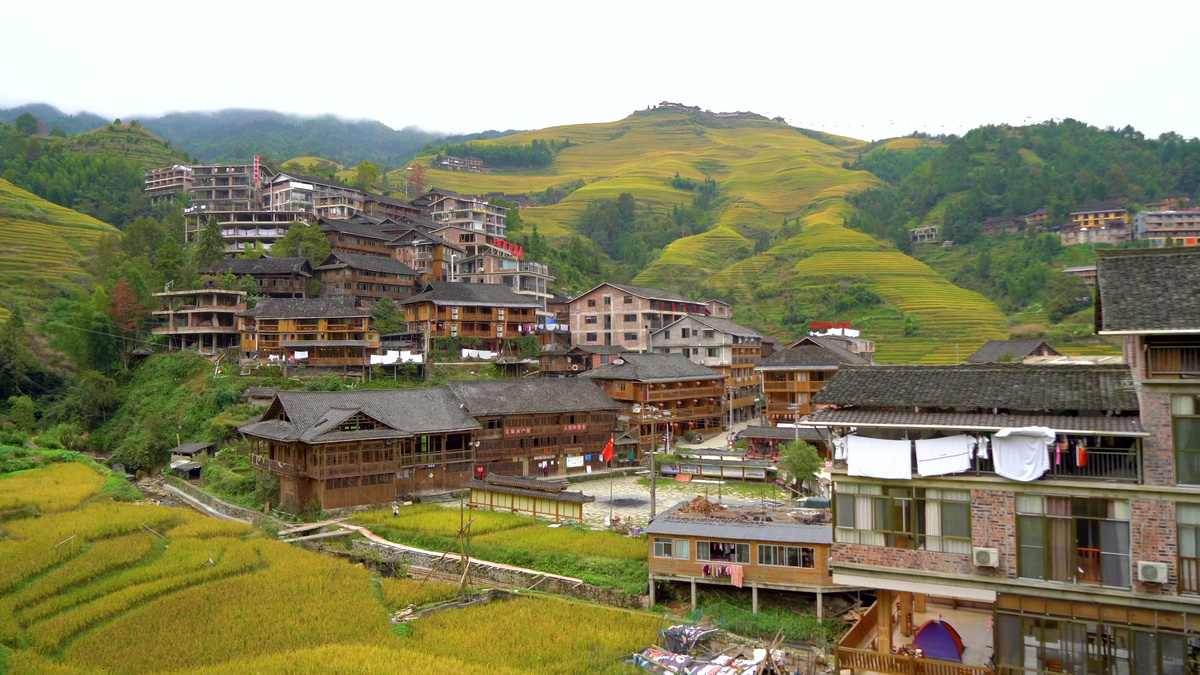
<box><xmin>539</xmin><ymin>345</ymin><xmax>628</xmax><ymax>377</ymax></box>
<box><xmin>197</xmin><ymin>256</ymin><xmax>313</xmax><ymax>298</ymax></box>
<box><xmin>755</xmin><ymin>337</ymin><xmax>870</xmax><ymax>425</ymax></box>
<box><xmin>963</xmin><ymin>339</ymin><xmax>1061</xmax><ymax>363</ymax></box>
<box><xmin>317</xmin><ymin>216</ymin><xmax>395</xmax><ymax>257</ymax></box>
<box><xmin>237</xmin><ymin>297</ymin><xmax>379</xmax><ymax>368</ymax></box>
<box><xmin>579</xmin><ymin>353</ymin><xmax>727</xmax><ymax>455</ymax></box>
<box><xmin>647</xmin><ymin>498</ymin><xmax>839</xmax><ymax>616</ymax></box>
<box><xmin>398</xmin><ymin>281</ymin><xmax>541</xmax><ymax>345</ymax></box>
<box><xmin>463</xmin><ymin>474</ymin><xmax>594</xmax><ymax>523</ymax></box>
<box><xmin>315</xmin><ymin>250</ymin><xmax>417</xmax><ymax>306</ymax></box>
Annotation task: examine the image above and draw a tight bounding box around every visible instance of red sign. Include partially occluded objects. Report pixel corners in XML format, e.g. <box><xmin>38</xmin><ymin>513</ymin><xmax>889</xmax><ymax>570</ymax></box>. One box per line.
<box><xmin>563</xmin><ymin>424</ymin><xmax>587</xmax><ymax>431</ymax></box>
<box><xmin>504</xmin><ymin>427</ymin><xmax>533</xmax><ymax>435</ymax></box>
<box><xmin>253</xmin><ymin>155</ymin><xmax>260</xmax><ymax>185</ymax></box>
<box><xmin>810</xmin><ymin>321</ymin><xmax>852</xmax><ymax>330</ymax></box>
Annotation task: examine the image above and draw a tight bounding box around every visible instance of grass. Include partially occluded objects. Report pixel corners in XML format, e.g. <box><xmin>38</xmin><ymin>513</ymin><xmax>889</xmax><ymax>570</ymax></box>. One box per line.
<box><xmin>350</xmin><ymin>502</ymin><xmax>534</xmax><ymax>536</ymax></box>
<box><xmin>1</xmin><ymin>462</ymin><xmax>658</xmax><ymax>673</ymax></box>
<box><xmin>0</xmin><ymin>462</ymin><xmax>105</xmax><ymax>515</ymax></box>
<box><xmin>64</xmin><ymin>123</ymin><xmax>189</xmax><ymax>170</ymax></box>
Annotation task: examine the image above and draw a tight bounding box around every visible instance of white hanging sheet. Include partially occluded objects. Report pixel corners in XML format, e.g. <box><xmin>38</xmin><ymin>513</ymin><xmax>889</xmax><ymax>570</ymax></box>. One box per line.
<box><xmin>914</xmin><ymin>435</ymin><xmax>974</xmax><ymax>477</ymax></box>
<box><xmin>992</xmin><ymin>426</ymin><xmax>1054</xmax><ymax>482</ymax></box>
<box><xmin>846</xmin><ymin>435</ymin><xmax>912</xmax><ymax>480</ymax></box>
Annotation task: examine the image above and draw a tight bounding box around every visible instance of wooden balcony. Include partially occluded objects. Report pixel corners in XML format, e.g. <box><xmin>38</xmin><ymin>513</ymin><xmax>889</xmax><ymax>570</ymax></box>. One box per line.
<box><xmin>762</xmin><ymin>380</ymin><xmax>824</xmax><ymax>392</ymax></box>
<box><xmin>1147</xmin><ymin>345</ymin><xmax>1200</xmax><ymax>378</ymax></box>
<box><xmin>251</xmin><ymin>454</ymin><xmax>305</xmax><ymax>477</ymax></box>
<box><xmin>646</xmin><ymin>386</ymin><xmax>725</xmax><ymax>401</ymax></box>
<box><xmin>307</xmin><ymin>460</ymin><xmax>395</xmax><ymax>480</ymax></box>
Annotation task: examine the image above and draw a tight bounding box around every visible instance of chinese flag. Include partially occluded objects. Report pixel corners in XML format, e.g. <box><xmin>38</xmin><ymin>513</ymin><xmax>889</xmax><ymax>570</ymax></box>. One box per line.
<box><xmin>601</xmin><ymin>435</ymin><xmax>614</xmax><ymax>462</ymax></box>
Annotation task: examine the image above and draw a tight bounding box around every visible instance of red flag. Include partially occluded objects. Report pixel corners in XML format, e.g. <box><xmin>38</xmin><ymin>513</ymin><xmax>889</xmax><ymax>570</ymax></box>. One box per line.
<box><xmin>601</xmin><ymin>435</ymin><xmax>614</xmax><ymax>462</ymax></box>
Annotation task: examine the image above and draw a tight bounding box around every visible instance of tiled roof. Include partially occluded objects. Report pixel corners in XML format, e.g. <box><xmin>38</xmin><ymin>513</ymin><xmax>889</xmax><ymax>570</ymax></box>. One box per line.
<box><xmin>398</xmin><ymin>281</ymin><xmax>542</xmax><ymax>308</ymax></box>
<box><xmin>657</xmin><ymin>315</ymin><xmax>764</xmax><ymax>339</ymax></box>
<box><xmin>578</xmin><ymin>353</ymin><xmax>726</xmax><ymax>383</ymax></box>
<box><xmin>647</xmin><ymin>501</ymin><xmax>832</xmax><ymax>544</ymax></box>
<box><xmin>812</xmin><ymin>364</ymin><xmax>1138</xmax><ymax>411</ymax></box>
<box><xmin>571</xmin><ymin>345</ymin><xmax>629</xmax><ymax>355</ymax></box>
<box><xmin>1096</xmin><ymin>248</ymin><xmax>1200</xmax><ymax>333</ymax></box>
<box><xmin>1071</xmin><ymin>200</ymin><xmax>1126</xmax><ymax>215</ymax></box>
<box><xmin>757</xmin><ymin>338</ymin><xmax>869</xmax><ymax>369</ymax></box>
<box><xmin>317</xmin><ymin>217</ymin><xmax>393</xmax><ymax>240</ymax></box>
<box><xmin>170</xmin><ymin>442</ymin><xmax>213</xmax><ymax>456</ymax></box>
<box><xmin>386</xmin><ymin>228</ymin><xmax>466</xmax><ymax>253</ymax></box>
<box><xmin>240</xmin><ymin>388</ymin><xmax>481</xmax><ymax>442</ymax></box>
<box><xmin>575</xmin><ymin>282</ymin><xmax>693</xmax><ymax>304</ymax></box>
<box><xmin>981</xmin><ymin>215</ymin><xmax>1023</xmax><ymax>224</ymax></box>
<box><xmin>964</xmin><ymin>339</ymin><xmax>1060</xmax><ymax>363</ymax></box>
<box><xmin>315</xmin><ymin>251</ymin><xmax>416</xmax><ymax>276</ymax></box>
<box><xmin>804</xmin><ymin>408</ymin><xmax>1146</xmax><ymax>436</ymax></box>
<box><xmin>740</xmin><ymin>425</ymin><xmax>827</xmax><ymax>442</ymax></box>
<box><xmin>446</xmin><ymin>379</ymin><xmax>623</xmax><ymax>416</ymax></box>
<box><xmin>198</xmin><ymin>256</ymin><xmax>313</xmax><ymax>277</ymax></box>
<box><xmin>240</xmin><ymin>296</ymin><xmax>367</xmax><ymax>319</ymax></box>
<box><xmin>462</xmin><ymin>476</ymin><xmax>594</xmax><ymax>503</ymax></box>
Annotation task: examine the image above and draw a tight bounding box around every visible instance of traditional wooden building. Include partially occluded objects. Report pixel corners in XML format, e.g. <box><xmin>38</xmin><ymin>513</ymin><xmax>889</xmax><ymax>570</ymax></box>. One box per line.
<box><xmin>580</xmin><ymin>353</ymin><xmax>727</xmax><ymax>454</ymax></box>
<box><xmin>239</xmin><ymin>388</ymin><xmax>480</xmax><ymax>510</ymax></box>
<box><xmin>198</xmin><ymin>256</ymin><xmax>313</xmax><ymax>298</ymax></box>
<box><xmin>315</xmin><ymin>251</ymin><xmax>417</xmax><ymax>305</ymax></box>
<box><xmin>398</xmin><ymin>281</ymin><xmax>541</xmax><ymax>344</ymax></box>
<box><xmin>237</xmin><ymin>297</ymin><xmax>379</xmax><ymax>368</ymax></box>
<box><xmin>387</xmin><ymin>227</ymin><xmax>464</xmax><ymax>285</ymax></box>
<box><xmin>151</xmin><ymin>289</ymin><xmax>246</xmax><ymax>354</ymax></box>
<box><xmin>317</xmin><ymin>216</ymin><xmax>395</xmax><ymax>257</ymax></box>
<box><xmin>756</xmin><ymin>336</ymin><xmax>870</xmax><ymax>426</ymax></box>
<box><xmin>651</xmin><ymin>316</ymin><xmax>766</xmax><ymax>425</ymax></box>
<box><xmin>647</xmin><ymin>498</ymin><xmax>839</xmax><ymax>616</ymax></box>
<box><xmin>539</xmin><ymin>345</ymin><xmax>628</xmax><ymax>378</ymax></box>
<box><xmin>964</xmin><ymin>339</ymin><xmax>1062</xmax><ymax>364</ymax></box>
<box><xmin>464</xmin><ymin>474</ymin><xmax>594</xmax><ymax>523</ymax></box>
<box><xmin>362</xmin><ymin>193</ymin><xmax>423</xmax><ymax>219</ymax></box>
<box><xmin>447</xmin><ymin>379</ymin><xmax>623</xmax><ymax>477</ymax></box>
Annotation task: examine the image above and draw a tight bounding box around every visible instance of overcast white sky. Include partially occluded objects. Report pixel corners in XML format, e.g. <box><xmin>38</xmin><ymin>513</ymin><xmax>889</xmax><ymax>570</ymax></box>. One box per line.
<box><xmin>2</xmin><ymin>0</ymin><xmax>1197</xmax><ymax>142</ymax></box>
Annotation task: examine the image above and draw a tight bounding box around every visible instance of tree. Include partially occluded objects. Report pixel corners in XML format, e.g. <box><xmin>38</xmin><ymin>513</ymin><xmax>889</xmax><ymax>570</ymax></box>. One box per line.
<box><xmin>777</xmin><ymin>439</ymin><xmax>823</xmax><ymax>494</ymax></box>
<box><xmin>271</xmin><ymin>222</ymin><xmax>331</xmax><ymax>265</ymax></box>
<box><xmin>353</xmin><ymin>160</ymin><xmax>381</xmax><ymax>192</ymax></box>
<box><xmin>191</xmin><ymin>216</ymin><xmax>226</xmax><ymax>270</ymax></box>
<box><xmin>1043</xmin><ymin>272</ymin><xmax>1092</xmax><ymax>323</ymax></box>
<box><xmin>108</xmin><ymin>278</ymin><xmax>146</xmax><ymax>369</ymax></box>
<box><xmin>49</xmin><ymin>125</ymin><xmax>67</xmax><ymax>138</ymax></box>
<box><xmin>409</xmin><ymin>162</ymin><xmax>426</xmax><ymax>196</ymax></box>
<box><xmin>13</xmin><ymin>113</ymin><xmax>38</xmax><ymax>137</ymax></box>
<box><xmin>371</xmin><ymin>297</ymin><xmax>404</xmax><ymax>335</ymax></box>
<box><xmin>6</xmin><ymin>395</ymin><xmax>36</xmax><ymax>433</ymax></box>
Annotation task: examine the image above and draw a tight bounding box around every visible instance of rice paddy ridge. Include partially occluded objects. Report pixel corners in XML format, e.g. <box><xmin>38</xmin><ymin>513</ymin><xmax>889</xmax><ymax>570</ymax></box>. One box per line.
<box><xmin>0</xmin><ymin>179</ymin><xmax>119</xmax><ymax>321</ymax></box>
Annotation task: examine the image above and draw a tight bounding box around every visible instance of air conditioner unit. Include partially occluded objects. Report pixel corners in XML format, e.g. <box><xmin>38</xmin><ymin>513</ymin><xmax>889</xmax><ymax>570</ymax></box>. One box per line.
<box><xmin>973</xmin><ymin>547</ymin><xmax>1000</xmax><ymax>568</ymax></box>
<box><xmin>1138</xmin><ymin>561</ymin><xmax>1168</xmax><ymax>584</ymax></box>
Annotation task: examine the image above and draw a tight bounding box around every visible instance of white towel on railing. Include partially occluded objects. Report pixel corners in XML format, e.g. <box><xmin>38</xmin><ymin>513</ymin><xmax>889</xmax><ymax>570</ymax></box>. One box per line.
<box><xmin>992</xmin><ymin>427</ymin><xmax>1054</xmax><ymax>482</ymax></box>
<box><xmin>914</xmin><ymin>435</ymin><xmax>974</xmax><ymax>477</ymax></box>
<box><xmin>846</xmin><ymin>435</ymin><xmax>912</xmax><ymax>480</ymax></box>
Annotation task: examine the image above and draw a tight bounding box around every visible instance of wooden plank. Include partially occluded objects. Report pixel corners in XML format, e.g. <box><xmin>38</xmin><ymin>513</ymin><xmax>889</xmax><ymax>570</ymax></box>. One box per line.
<box><xmin>279</xmin><ymin>530</ymin><xmax>354</xmax><ymax>544</ymax></box>
<box><xmin>277</xmin><ymin>518</ymin><xmax>350</xmax><ymax>537</ymax></box>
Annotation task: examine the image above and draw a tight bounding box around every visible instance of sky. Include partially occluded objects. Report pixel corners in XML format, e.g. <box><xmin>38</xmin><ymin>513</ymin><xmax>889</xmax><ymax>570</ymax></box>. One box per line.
<box><xmin>2</xmin><ymin>0</ymin><xmax>1198</xmax><ymax>142</ymax></box>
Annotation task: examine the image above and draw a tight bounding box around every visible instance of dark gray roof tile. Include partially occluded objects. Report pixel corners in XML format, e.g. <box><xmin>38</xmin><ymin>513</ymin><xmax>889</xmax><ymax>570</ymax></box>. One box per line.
<box><xmin>240</xmin><ymin>296</ymin><xmax>368</xmax><ymax>319</ymax></box>
<box><xmin>804</xmin><ymin>408</ymin><xmax>1146</xmax><ymax>436</ymax></box>
<box><xmin>198</xmin><ymin>256</ymin><xmax>313</xmax><ymax>277</ymax></box>
<box><xmin>964</xmin><ymin>339</ymin><xmax>1061</xmax><ymax>363</ymax></box>
<box><xmin>579</xmin><ymin>353</ymin><xmax>725</xmax><ymax>383</ymax></box>
<box><xmin>446</xmin><ymin>379</ymin><xmax>622</xmax><ymax>416</ymax></box>
<box><xmin>1096</xmin><ymin>248</ymin><xmax>1200</xmax><ymax>333</ymax></box>
<box><xmin>398</xmin><ymin>281</ymin><xmax>541</xmax><ymax>308</ymax></box>
<box><xmin>315</xmin><ymin>251</ymin><xmax>416</xmax><ymax>276</ymax></box>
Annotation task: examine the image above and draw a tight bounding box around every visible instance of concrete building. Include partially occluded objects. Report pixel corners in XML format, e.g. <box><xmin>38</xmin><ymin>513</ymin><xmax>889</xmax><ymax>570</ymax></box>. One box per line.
<box><xmin>419</xmin><ymin>189</ymin><xmax>507</xmax><ymax>238</ymax></box>
<box><xmin>568</xmin><ymin>283</ymin><xmax>708</xmax><ymax>352</ymax></box>
<box><xmin>651</xmin><ymin>316</ymin><xmax>766</xmax><ymax>424</ymax></box>
<box><xmin>1134</xmin><ymin>209</ymin><xmax>1200</xmax><ymax>247</ymax></box>
<box><xmin>151</xmin><ymin>289</ymin><xmax>246</xmax><ymax>354</ymax></box>
<box><xmin>143</xmin><ymin>164</ymin><xmax>193</xmax><ymax>204</ymax></box>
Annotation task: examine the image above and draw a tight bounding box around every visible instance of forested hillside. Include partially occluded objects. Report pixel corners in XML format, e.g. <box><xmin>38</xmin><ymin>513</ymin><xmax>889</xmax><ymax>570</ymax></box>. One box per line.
<box><xmin>847</xmin><ymin>120</ymin><xmax>1200</xmax><ymax>248</ymax></box>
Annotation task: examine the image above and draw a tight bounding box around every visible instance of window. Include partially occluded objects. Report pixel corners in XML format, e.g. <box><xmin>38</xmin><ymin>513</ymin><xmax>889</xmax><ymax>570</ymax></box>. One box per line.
<box><xmin>653</xmin><ymin>538</ymin><xmax>673</xmax><ymax>558</ymax></box>
<box><xmin>624</xmin><ymin>314</ymin><xmax>637</xmax><ymax>322</ymax></box>
<box><xmin>664</xmin><ymin>330</ymin><xmax>670</xmax><ymax>339</ymax></box>
<box><xmin>603</xmin><ymin>296</ymin><xmax>611</xmax><ymax>305</ymax></box>
<box><xmin>625</xmin><ymin>333</ymin><xmax>637</xmax><ymax>341</ymax></box>
<box><xmin>585</xmin><ymin>316</ymin><xmax>598</xmax><ymax>324</ymax></box>
<box><xmin>833</xmin><ymin>483</ymin><xmax>970</xmax><ymax>553</ymax></box>
<box><xmin>587</xmin><ymin>299</ymin><xmax>596</xmax><ymax>307</ymax></box>
<box><xmin>1175</xmin><ymin>396</ymin><xmax>1200</xmax><ymax>485</ymax></box>
<box><xmin>1180</xmin><ymin>504</ymin><xmax>1200</xmax><ymax>595</ymax></box>
<box><xmin>1017</xmin><ymin>495</ymin><xmax>1130</xmax><ymax>588</ymax></box>
<box><xmin>703</xmin><ymin>330</ymin><xmax>715</xmax><ymax>339</ymax></box>
<box><xmin>623</xmin><ymin>296</ymin><xmax>633</xmax><ymax>304</ymax></box>
<box><xmin>681</xmin><ymin>328</ymin><xmax>690</xmax><ymax>338</ymax></box>
<box><xmin>706</xmin><ymin>347</ymin><xmax>719</xmax><ymax>357</ymax></box>
<box><xmin>585</xmin><ymin>333</ymin><xmax>597</xmax><ymax>342</ymax></box>
<box><xmin>758</xmin><ymin>545</ymin><xmax>815</xmax><ymax>568</ymax></box>
<box><xmin>695</xmin><ymin>541</ymin><xmax>750</xmax><ymax>563</ymax></box>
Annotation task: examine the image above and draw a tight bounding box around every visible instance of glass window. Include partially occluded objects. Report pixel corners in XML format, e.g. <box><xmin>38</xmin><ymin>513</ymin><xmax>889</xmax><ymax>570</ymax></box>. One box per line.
<box><xmin>695</xmin><ymin>541</ymin><xmax>749</xmax><ymax>563</ymax></box>
<box><xmin>832</xmin><ymin>483</ymin><xmax>968</xmax><ymax>552</ymax></box>
<box><xmin>757</xmin><ymin>545</ymin><xmax>815</xmax><ymax>568</ymax></box>
<box><xmin>673</xmin><ymin>539</ymin><xmax>690</xmax><ymax>560</ymax></box>
<box><xmin>1174</xmin><ymin>396</ymin><xmax>1200</xmax><ymax>485</ymax></box>
<box><xmin>623</xmin><ymin>296</ymin><xmax>633</xmax><ymax>304</ymax></box>
<box><xmin>653</xmin><ymin>537</ymin><xmax>673</xmax><ymax>558</ymax></box>
<box><xmin>703</xmin><ymin>330</ymin><xmax>715</xmax><ymax>338</ymax></box>
<box><xmin>1017</xmin><ymin>495</ymin><xmax>1130</xmax><ymax>588</ymax></box>
<box><xmin>1179</xmin><ymin>504</ymin><xmax>1200</xmax><ymax>595</ymax></box>
<box><xmin>706</xmin><ymin>347</ymin><xmax>719</xmax><ymax>357</ymax></box>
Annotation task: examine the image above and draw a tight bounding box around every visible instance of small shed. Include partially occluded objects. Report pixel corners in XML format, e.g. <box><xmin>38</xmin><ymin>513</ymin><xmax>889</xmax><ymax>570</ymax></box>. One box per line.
<box><xmin>170</xmin><ymin>442</ymin><xmax>214</xmax><ymax>465</ymax></box>
<box><xmin>242</xmin><ymin>386</ymin><xmax>280</xmax><ymax>407</ymax></box>
<box><xmin>169</xmin><ymin>459</ymin><xmax>202</xmax><ymax>480</ymax></box>
<box><xmin>463</xmin><ymin>473</ymin><xmax>595</xmax><ymax>523</ymax></box>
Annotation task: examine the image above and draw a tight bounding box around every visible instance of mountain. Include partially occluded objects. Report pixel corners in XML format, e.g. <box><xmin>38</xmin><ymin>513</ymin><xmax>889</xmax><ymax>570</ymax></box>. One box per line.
<box><xmin>65</xmin><ymin>122</ymin><xmax>190</xmax><ymax>170</ymax></box>
<box><xmin>0</xmin><ymin>178</ymin><xmax>119</xmax><ymax>321</ymax></box>
<box><xmin>0</xmin><ymin>104</ymin><xmax>108</xmax><ymax>135</ymax></box>
<box><xmin>404</xmin><ymin>107</ymin><xmax>1010</xmax><ymax>363</ymax></box>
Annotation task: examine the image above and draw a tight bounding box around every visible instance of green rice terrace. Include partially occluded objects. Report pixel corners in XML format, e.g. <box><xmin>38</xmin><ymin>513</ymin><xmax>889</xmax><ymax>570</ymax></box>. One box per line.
<box><xmin>400</xmin><ymin>108</ymin><xmax>1008</xmax><ymax>363</ymax></box>
<box><xmin>0</xmin><ymin>178</ymin><xmax>118</xmax><ymax>321</ymax></box>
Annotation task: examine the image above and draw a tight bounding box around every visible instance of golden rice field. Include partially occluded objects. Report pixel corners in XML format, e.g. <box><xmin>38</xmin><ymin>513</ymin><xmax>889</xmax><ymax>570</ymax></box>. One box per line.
<box><xmin>474</xmin><ymin>524</ymin><xmax>648</xmax><ymax>561</ymax></box>
<box><xmin>2</xmin><ymin>463</ymin><xmax>657</xmax><ymax>673</ymax></box>
<box><xmin>350</xmin><ymin>502</ymin><xmax>534</xmax><ymax>536</ymax></box>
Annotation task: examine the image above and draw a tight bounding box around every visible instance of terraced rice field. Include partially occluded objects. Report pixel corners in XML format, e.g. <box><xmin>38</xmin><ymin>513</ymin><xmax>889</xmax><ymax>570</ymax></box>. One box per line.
<box><xmin>0</xmin><ymin>179</ymin><xmax>118</xmax><ymax>321</ymax></box>
<box><xmin>2</xmin><ymin>462</ymin><xmax>658</xmax><ymax>674</ymax></box>
<box><xmin>393</xmin><ymin>110</ymin><xmax>1009</xmax><ymax>363</ymax></box>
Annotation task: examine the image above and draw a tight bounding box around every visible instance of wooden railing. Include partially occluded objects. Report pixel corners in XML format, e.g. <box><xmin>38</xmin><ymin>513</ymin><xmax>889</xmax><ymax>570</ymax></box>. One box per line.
<box><xmin>646</xmin><ymin>386</ymin><xmax>725</xmax><ymax>401</ymax></box>
<box><xmin>1148</xmin><ymin>345</ymin><xmax>1200</xmax><ymax>378</ymax></box>
<box><xmin>251</xmin><ymin>454</ymin><xmax>305</xmax><ymax>477</ymax></box>
<box><xmin>1077</xmin><ymin>547</ymin><xmax>1103</xmax><ymax>583</ymax></box>
<box><xmin>840</xmin><ymin>601</ymin><xmax>879</xmax><ymax>650</ymax></box>
<box><xmin>306</xmin><ymin>460</ymin><xmax>395</xmax><ymax>480</ymax></box>
<box><xmin>837</xmin><ymin>647</ymin><xmax>992</xmax><ymax>675</ymax></box>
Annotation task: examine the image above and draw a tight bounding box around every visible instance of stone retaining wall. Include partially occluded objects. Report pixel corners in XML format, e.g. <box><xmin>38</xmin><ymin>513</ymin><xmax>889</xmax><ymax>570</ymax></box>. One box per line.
<box><xmin>161</xmin><ymin>477</ymin><xmax>287</xmax><ymax>527</ymax></box>
<box><xmin>352</xmin><ymin>540</ymin><xmax>648</xmax><ymax>610</ymax></box>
